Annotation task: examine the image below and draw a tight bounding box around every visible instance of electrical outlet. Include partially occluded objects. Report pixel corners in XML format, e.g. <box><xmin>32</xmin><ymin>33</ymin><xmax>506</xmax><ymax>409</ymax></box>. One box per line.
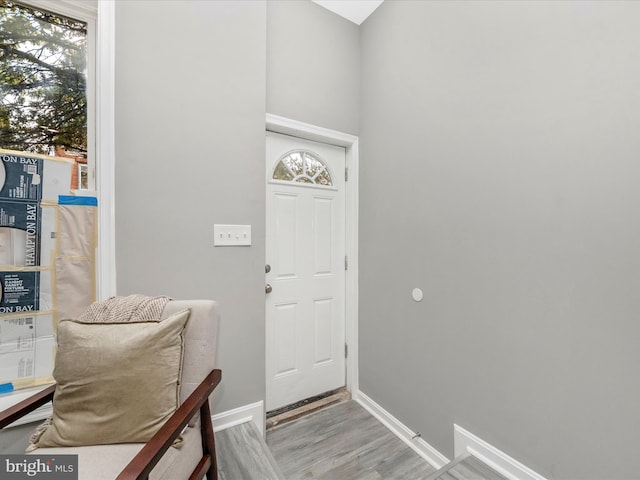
<box><xmin>214</xmin><ymin>224</ymin><xmax>251</xmax><ymax>246</ymax></box>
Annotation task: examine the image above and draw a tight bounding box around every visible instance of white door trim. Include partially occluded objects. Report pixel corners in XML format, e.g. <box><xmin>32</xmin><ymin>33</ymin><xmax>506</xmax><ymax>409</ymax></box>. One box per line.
<box><xmin>265</xmin><ymin>113</ymin><xmax>359</xmax><ymax>398</ymax></box>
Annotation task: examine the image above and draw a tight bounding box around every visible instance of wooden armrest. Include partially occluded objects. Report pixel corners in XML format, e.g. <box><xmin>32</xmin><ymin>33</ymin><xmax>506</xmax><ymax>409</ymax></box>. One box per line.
<box><xmin>0</xmin><ymin>384</ymin><xmax>56</xmax><ymax>429</ymax></box>
<box><xmin>116</xmin><ymin>369</ymin><xmax>222</xmax><ymax>480</ymax></box>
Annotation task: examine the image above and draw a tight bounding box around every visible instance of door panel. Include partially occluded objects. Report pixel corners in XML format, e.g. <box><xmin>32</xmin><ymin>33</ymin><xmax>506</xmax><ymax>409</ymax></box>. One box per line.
<box><xmin>274</xmin><ymin>194</ymin><xmax>298</xmax><ymax>278</ymax></box>
<box><xmin>275</xmin><ymin>302</ymin><xmax>297</xmax><ymax>376</ymax></box>
<box><xmin>313</xmin><ymin>197</ymin><xmax>333</xmax><ymax>275</ymax></box>
<box><xmin>313</xmin><ymin>298</ymin><xmax>333</xmax><ymax>364</ymax></box>
<box><xmin>266</xmin><ymin>132</ymin><xmax>346</xmax><ymax>411</ymax></box>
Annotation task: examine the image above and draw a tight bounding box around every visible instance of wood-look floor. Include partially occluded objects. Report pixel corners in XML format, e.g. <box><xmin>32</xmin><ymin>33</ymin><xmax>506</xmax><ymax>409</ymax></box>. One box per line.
<box><xmin>266</xmin><ymin>400</ymin><xmax>437</xmax><ymax>480</ymax></box>
<box><xmin>215</xmin><ymin>401</ymin><xmax>508</xmax><ymax>480</ymax></box>
<box><xmin>215</xmin><ymin>421</ymin><xmax>285</xmax><ymax>480</ymax></box>
<box><xmin>426</xmin><ymin>454</ymin><xmax>508</xmax><ymax>480</ymax></box>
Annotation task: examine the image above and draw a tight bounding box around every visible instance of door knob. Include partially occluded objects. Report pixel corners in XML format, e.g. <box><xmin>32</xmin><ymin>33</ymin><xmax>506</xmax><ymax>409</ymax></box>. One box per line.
<box><xmin>265</xmin><ymin>264</ymin><xmax>271</xmax><ymax>274</ymax></box>
<box><xmin>265</xmin><ymin>284</ymin><xmax>273</xmax><ymax>294</ymax></box>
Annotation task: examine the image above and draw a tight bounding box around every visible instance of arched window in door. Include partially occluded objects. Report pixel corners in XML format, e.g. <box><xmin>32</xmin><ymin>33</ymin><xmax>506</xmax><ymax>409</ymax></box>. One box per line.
<box><xmin>272</xmin><ymin>150</ymin><xmax>333</xmax><ymax>187</ymax></box>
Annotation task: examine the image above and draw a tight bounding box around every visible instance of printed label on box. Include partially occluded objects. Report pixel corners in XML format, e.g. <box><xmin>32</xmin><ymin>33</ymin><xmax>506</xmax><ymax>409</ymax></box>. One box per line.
<box><xmin>0</xmin><ymin>315</ymin><xmax>54</xmax><ymax>384</ymax></box>
<box><xmin>0</xmin><ymin>271</ymin><xmax>39</xmax><ymax>314</ymax></box>
<box><xmin>0</xmin><ymin>152</ymin><xmax>43</xmax><ymax>201</ymax></box>
<box><xmin>0</xmin><ymin>201</ymin><xmax>41</xmax><ymax>267</ymax></box>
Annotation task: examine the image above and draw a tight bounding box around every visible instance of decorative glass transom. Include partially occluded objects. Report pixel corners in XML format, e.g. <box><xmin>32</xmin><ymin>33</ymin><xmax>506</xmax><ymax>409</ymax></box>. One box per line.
<box><xmin>273</xmin><ymin>150</ymin><xmax>333</xmax><ymax>186</ymax></box>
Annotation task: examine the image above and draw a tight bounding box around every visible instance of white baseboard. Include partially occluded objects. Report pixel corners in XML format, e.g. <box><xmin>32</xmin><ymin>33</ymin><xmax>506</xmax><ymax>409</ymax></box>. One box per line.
<box><xmin>355</xmin><ymin>391</ymin><xmax>450</xmax><ymax>469</ymax></box>
<box><xmin>212</xmin><ymin>400</ymin><xmax>265</xmax><ymax>437</ymax></box>
<box><xmin>454</xmin><ymin>424</ymin><xmax>548</xmax><ymax>480</ymax></box>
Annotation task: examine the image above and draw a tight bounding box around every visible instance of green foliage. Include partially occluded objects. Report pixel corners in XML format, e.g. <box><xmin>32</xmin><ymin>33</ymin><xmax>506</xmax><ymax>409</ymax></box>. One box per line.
<box><xmin>0</xmin><ymin>0</ymin><xmax>87</xmax><ymax>155</ymax></box>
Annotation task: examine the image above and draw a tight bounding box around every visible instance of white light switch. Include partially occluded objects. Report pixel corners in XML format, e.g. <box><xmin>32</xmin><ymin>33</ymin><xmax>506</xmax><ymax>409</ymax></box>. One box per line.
<box><xmin>214</xmin><ymin>224</ymin><xmax>252</xmax><ymax>246</ymax></box>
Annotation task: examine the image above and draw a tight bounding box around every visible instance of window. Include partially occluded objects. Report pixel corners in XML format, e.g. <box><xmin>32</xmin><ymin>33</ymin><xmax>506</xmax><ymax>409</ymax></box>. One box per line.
<box><xmin>0</xmin><ymin>0</ymin><xmax>93</xmax><ymax>190</ymax></box>
<box><xmin>273</xmin><ymin>150</ymin><xmax>333</xmax><ymax>187</ymax></box>
<box><xmin>0</xmin><ymin>0</ymin><xmax>113</xmax><ymax>411</ymax></box>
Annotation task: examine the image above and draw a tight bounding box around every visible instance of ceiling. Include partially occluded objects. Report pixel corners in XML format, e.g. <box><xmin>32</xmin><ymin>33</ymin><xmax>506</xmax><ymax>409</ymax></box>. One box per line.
<box><xmin>311</xmin><ymin>0</ymin><xmax>384</xmax><ymax>25</ymax></box>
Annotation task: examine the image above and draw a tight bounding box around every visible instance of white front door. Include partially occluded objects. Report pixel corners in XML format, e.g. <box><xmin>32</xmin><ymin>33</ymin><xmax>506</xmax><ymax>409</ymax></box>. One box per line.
<box><xmin>265</xmin><ymin>131</ymin><xmax>346</xmax><ymax>411</ymax></box>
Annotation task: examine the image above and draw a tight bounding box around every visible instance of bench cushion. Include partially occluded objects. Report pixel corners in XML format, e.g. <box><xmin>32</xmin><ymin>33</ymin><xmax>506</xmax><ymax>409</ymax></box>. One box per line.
<box><xmin>29</xmin><ymin>423</ymin><xmax>203</xmax><ymax>480</ymax></box>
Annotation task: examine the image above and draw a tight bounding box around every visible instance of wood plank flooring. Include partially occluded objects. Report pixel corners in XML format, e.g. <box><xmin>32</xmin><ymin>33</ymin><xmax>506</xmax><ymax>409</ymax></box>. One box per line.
<box><xmin>266</xmin><ymin>400</ymin><xmax>437</xmax><ymax>480</ymax></box>
<box><xmin>216</xmin><ymin>421</ymin><xmax>285</xmax><ymax>480</ymax></box>
<box><xmin>215</xmin><ymin>401</ymin><xmax>509</xmax><ymax>480</ymax></box>
<box><xmin>426</xmin><ymin>454</ymin><xmax>508</xmax><ymax>480</ymax></box>
<box><xmin>441</xmin><ymin>455</ymin><xmax>508</xmax><ymax>480</ymax></box>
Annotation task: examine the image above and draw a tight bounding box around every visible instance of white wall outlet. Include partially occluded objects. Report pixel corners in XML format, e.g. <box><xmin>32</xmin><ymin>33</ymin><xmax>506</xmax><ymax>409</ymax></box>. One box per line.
<box><xmin>214</xmin><ymin>224</ymin><xmax>252</xmax><ymax>246</ymax></box>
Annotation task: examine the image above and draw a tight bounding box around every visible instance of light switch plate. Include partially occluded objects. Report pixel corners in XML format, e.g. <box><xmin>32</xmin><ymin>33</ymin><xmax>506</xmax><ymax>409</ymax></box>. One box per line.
<box><xmin>214</xmin><ymin>224</ymin><xmax>251</xmax><ymax>246</ymax></box>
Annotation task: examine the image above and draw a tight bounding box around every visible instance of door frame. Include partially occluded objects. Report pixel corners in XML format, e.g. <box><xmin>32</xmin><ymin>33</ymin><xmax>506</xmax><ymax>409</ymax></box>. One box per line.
<box><xmin>265</xmin><ymin>113</ymin><xmax>359</xmax><ymax>399</ymax></box>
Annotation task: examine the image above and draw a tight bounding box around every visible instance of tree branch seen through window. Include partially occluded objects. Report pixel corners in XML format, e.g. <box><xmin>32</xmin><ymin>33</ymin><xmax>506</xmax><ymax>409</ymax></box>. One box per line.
<box><xmin>0</xmin><ymin>1</ymin><xmax>87</xmax><ymax>156</ymax></box>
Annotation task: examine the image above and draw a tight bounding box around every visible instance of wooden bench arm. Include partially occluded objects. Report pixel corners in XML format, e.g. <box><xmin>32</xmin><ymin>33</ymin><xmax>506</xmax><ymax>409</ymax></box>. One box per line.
<box><xmin>116</xmin><ymin>368</ymin><xmax>222</xmax><ymax>480</ymax></box>
<box><xmin>0</xmin><ymin>384</ymin><xmax>56</xmax><ymax>429</ymax></box>
<box><xmin>0</xmin><ymin>370</ymin><xmax>221</xmax><ymax>480</ymax></box>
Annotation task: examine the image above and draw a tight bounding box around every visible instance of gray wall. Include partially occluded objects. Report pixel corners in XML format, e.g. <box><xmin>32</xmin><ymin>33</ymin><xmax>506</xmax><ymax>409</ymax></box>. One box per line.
<box><xmin>359</xmin><ymin>1</ymin><xmax>640</xmax><ymax>479</ymax></box>
<box><xmin>115</xmin><ymin>0</ymin><xmax>266</xmax><ymax>413</ymax></box>
<box><xmin>267</xmin><ymin>0</ymin><xmax>359</xmax><ymax>135</ymax></box>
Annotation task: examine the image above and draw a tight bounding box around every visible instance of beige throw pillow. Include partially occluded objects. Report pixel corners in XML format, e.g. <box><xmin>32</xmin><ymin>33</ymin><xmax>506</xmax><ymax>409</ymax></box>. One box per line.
<box><xmin>29</xmin><ymin>309</ymin><xmax>190</xmax><ymax>450</ymax></box>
